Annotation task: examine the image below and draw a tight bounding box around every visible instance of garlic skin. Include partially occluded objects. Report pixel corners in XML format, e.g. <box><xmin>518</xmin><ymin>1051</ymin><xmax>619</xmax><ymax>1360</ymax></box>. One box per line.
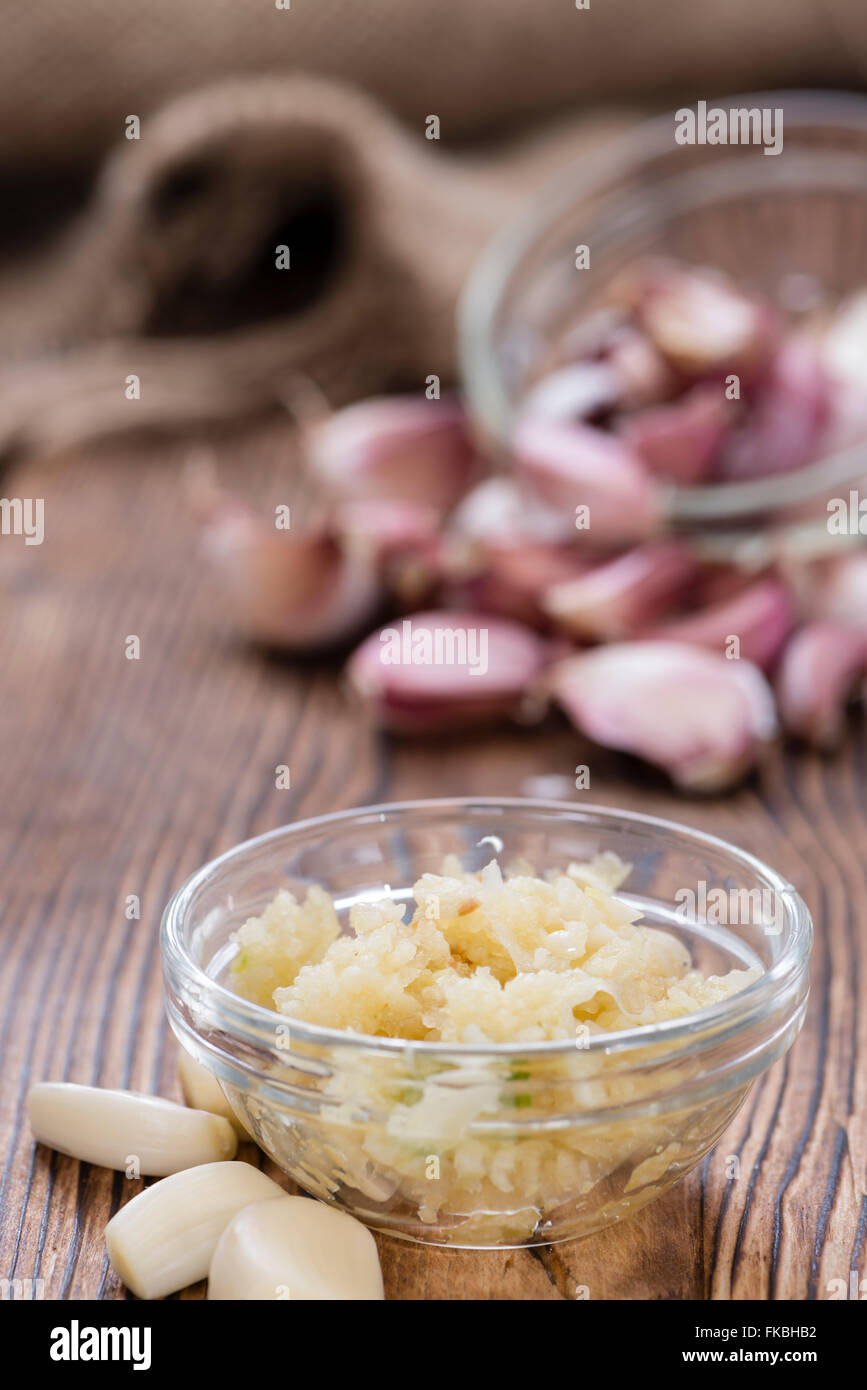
<box><xmin>105</xmin><ymin>1161</ymin><xmax>285</xmax><ymax>1300</ymax></box>
<box><xmin>649</xmin><ymin>577</ymin><xmax>797</xmax><ymax>672</ymax></box>
<box><xmin>513</xmin><ymin>417</ymin><xmax>663</xmax><ymax>546</ymax></box>
<box><xmin>542</xmin><ymin>542</ymin><xmax>699</xmax><ymax>641</ymax></box>
<box><xmin>176</xmin><ymin>1050</ymin><xmax>252</xmax><ymax>1141</ymax></box>
<box><xmin>776</xmin><ymin>621</ymin><xmax>867</xmax><ymax>748</ymax></box>
<box><xmin>200</xmin><ymin>502</ymin><xmax>382</xmax><ymax>651</ymax></box>
<box><xmin>207</xmin><ymin>1196</ymin><xmax>384</xmax><ymax>1301</ymax></box>
<box><xmin>347</xmin><ymin>610</ymin><xmax>549</xmax><ymax>732</ymax></box>
<box><xmin>307</xmin><ymin>393</ymin><xmax>476</xmax><ymax>515</ymax></box>
<box><xmin>549</xmin><ymin>641</ymin><xmax>777</xmax><ymax>791</ymax></box>
<box><xmin>28</xmin><ymin>1083</ymin><xmax>237</xmax><ymax>1175</ymax></box>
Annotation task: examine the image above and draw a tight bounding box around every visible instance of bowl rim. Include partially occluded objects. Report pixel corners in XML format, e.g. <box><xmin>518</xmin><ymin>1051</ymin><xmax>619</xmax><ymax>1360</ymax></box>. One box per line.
<box><xmin>161</xmin><ymin>796</ymin><xmax>812</xmax><ymax>1060</ymax></box>
<box><xmin>457</xmin><ymin>87</ymin><xmax>867</xmax><ymax>525</ymax></box>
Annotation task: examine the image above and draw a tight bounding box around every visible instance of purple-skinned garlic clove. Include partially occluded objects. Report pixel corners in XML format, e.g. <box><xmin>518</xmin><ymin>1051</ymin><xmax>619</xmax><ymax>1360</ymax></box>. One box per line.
<box><xmin>520</xmin><ymin>361</ymin><xmax>620</xmax><ymax>424</ymax></box>
<box><xmin>512</xmin><ymin>417</ymin><xmax>664</xmax><ymax>546</ymax></box>
<box><xmin>822</xmin><ymin>290</ymin><xmax>867</xmax><ymax>390</ymax></box>
<box><xmin>445</xmin><ymin>478</ymin><xmax>589</xmax><ymax>626</ymax></box>
<box><xmin>335</xmin><ymin>497</ymin><xmax>445</xmax><ymax>608</ymax></box>
<box><xmin>200</xmin><ymin>499</ymin><xmax>382</xmax><ymax>651</ymax></box>
<box><xmin>619</xmin><ymin>383</ymin><xmax>732</xmax><ymax>484</ymax></box>
<box><xmin>813</xmin><ymin>551</ymin><xmax>867</xmax><ymax>632</ymax></box>
<box><xmin>648</xmin><ymin>576</ymin><xmax>798</xmax><ymax>672</ymax></box>
<box><xmin>542</xmin><ymin>542</ymin><xmax>701</xmax><ymax>641</ymax></box>
<box><xmin>776</xmin><ymin>621</ymin><xmax>867</xmax><ymax>748</ymax></box>
<box><xmin>306</xmin><ymin>393</ymin><xmax>478</xmax><ymax>514</ymax></box>
<box><xmin>601</xmin><ymin>323</ymin><xmax>680</xmax><ymax>410</ymax></box>
<box><xmin>347</xmin><ymin>610</ymin><xmax>549</xmax><ymax>732</ymax></box>
<box><xmin>448</xmin><ymin>477</ymin><xmax>576</xmax><ymax>551</ymax></box>
<box><xmin>714</xmin><ymin>337</ymin><xmax>830</xmax><ymax>481</ymax></box>
<box><xmin>549</xmin><ymin>641</ymin><xmax>777</xmax><ymax>791</ymax></box>
<box><xmin>617</xmin><ymin>259</ymin><xmax>777</xmax><ymax>380</ymax></box>
<box><xmin>451</xmin><ymin>543</ymin><xmax>590</xmax><ymax>629</ymax></box>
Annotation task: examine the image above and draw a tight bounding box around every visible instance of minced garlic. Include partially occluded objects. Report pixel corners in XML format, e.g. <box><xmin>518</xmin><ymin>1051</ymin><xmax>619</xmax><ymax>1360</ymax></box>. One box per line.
<box><xmin>226</xmin><ymin>854</ymin><xmax>761</xmax><ymax>1243</ymax></box>
<box><xmin>230</xmin><ymin>854</ymin><xmax>757</xmax><ymax>1044</ymax></box>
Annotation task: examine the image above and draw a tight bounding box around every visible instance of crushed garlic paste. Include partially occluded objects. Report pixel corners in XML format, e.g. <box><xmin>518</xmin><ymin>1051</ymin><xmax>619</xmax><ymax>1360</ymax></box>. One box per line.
<box><xmin>230</xmin><ymin>854</ymin><xmax>758</xmax><ymax>1043</ymax></box>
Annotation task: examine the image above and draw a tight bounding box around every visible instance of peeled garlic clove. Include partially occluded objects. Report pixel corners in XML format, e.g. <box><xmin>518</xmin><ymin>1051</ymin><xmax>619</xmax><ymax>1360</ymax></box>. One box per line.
<box><xmin>777</xmin><ymin>621</ymin><xmax>867</xmax><ymax>747</ymax></box>
<box><xmin>105</xmin><ymin>1161</ymin><xmax>285</xmax><ymax>1300</ymax></box>
<box><xmin>520</xmin><ymin>361</ymin><xmax>620</xmax><ymax>423</ymax></box>
<box><xmin>307</xmin><ymin>393</ymin><xmax>476</xmax><ymax>514</ymax></box>
<box><xmin>201</xmin><ymin>503</ymin><xmax>382</xmax><ymax>651</ymax></box>
<box><xmin>624</xmin><ymin>260</ymin><xmax>776</xmax><ymax>379</ymax></box>
<box><xmin>619</xmin><ymin>384</ymin><xmax>731</xmax><ymax>484</ymax></box>
<box><xmin>176</xmin><ymin>1050</ymin><xmax>252</xmax><ymax>1141</ymax></box>
<box><xmin>347</xmin><ymin>610</ymin><xmax>548</xmax><ymax>731</ymax></box>
<box><xmin>512</xmin><ymin>417</ymin><xmax>664</xmax><ymax>546</ymax></box>
<box><xmin>715</xmin><ymin>338</ymin><xmax>830</xmax><ymax>481</ymax></box>
<box><xmin>27</xmin><ymin>1083</ymin><xmax>237</xmax><ymax>1175</ymax></box>
<box><xmin>649</xmin><ymin>577</ymin><xmax>797</xmax><ymax>671</ymax></box>
<box><xmin>542</xmin><ymin>542</ymin><xmax>700</xmax><ymax>640</ymax></box>
<box><xmin>207</xmin><ymin>1196</ymin><xmax>384</xmax><ymax>1301</ymax></box>
<box><xmin>549</xmin><ymin>641</ymin><xmax>777</xmax><ymax>791</ymax></box>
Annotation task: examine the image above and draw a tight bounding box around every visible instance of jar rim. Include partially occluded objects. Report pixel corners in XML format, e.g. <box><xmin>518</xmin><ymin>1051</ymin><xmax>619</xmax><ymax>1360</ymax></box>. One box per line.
<box><xmin>457</xmin><ymin>87</ymin><xmax>867</xmax><ymax>527</ymax></box>
<box><xmin>160</xmin><ymin>797</ymin><xmax>812</xmax><ymax>1061</ymax></box>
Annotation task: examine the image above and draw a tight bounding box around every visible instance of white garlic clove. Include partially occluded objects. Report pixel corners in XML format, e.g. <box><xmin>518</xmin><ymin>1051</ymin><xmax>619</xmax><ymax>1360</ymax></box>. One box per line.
<box><xmin>648</xmin><ymin>576</ymin><xmax>798</xmax><ymax>672</ymax></box>
<box><xmin>207</xmin><ymin>1196</ymin><xmax>384</xmax><ymax>1301</ymax></box>
<box><xmin>176</xmin><ymin>1050</ymin><xmax>253</xmax><ymax>1141</ymax></box>
<box><xmin>105</xmin><ymin>1161</ymin><xmax>285</xmax><ymax>1300</ymax></box>
<box><xmin>347</xmin><ymin>609</ymin><xmax>549</xmax><ymax>732</ymax></box>
<box><xmin>549</xmin><ymin>641</ymin><xmax>777</xmax><ymax>791</ymax></box>
<box><xmin>542</xmin><ymin>542</ymin><xmax>700</xmax><ymax>641</ymax></box>
<box><xmin>776</xmin><ymin>621</ymin><xmax>867</xmax><ymax>748</ymax></box>
<box><xmin>512</xmin><ymin>417</ymin><xmax>664</xmax><ymax>546</ymax></box>
<box><xmin>28</xmin><ymin>1083</ymin><xmax>237</xmax><ymax>1175</ymax></box>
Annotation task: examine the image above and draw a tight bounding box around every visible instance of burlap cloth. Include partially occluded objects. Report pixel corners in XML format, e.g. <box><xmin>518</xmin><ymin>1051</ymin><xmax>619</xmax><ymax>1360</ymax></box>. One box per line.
<box><xmin>0</xmin><ymin>0</ymin><xmax>865</xmax><ymax>455</ymax></box>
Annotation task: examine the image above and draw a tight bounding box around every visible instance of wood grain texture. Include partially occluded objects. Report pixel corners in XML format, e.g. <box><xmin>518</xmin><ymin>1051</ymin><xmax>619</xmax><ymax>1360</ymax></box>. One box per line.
<box><xmin>1</xmin><ymin>419</ymin><xmax>865</xmax><ymax>1301</ymax></box>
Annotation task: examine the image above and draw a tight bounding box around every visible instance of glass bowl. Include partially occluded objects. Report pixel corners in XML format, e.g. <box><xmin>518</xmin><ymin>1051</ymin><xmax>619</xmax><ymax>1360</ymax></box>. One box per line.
<box><xmin>459</xmin><ymin>90</ymin><xmax>867</xmax><ymax>556</ymax></box>
<box><xmin>161</xmin><ymin>799</ymin><xmax>811</xmax><ymax>1248</ymax></box>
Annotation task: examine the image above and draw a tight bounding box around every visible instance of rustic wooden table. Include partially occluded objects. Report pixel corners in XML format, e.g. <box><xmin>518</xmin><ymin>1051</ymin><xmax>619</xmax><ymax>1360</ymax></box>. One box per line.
<box><xmin>2</xmin><ymin>420</ymin><xmax>865</xmax><ymax>1301</ymax></box>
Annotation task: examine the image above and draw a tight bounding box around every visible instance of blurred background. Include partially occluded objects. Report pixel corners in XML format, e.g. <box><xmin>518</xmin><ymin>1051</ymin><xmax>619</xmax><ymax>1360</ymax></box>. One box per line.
<box><xmin>2</xmin><ymin>0</ymin><xmax>867</xmax><ymax>1301</ymax></box>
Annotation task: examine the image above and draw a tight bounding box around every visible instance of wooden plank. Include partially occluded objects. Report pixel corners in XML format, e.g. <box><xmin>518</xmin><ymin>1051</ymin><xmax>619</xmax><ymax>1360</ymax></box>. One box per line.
<box><xmin>1</xmin><ymin>421</ymin><xmax>864</xmax><ymax>1300</ymax></box>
